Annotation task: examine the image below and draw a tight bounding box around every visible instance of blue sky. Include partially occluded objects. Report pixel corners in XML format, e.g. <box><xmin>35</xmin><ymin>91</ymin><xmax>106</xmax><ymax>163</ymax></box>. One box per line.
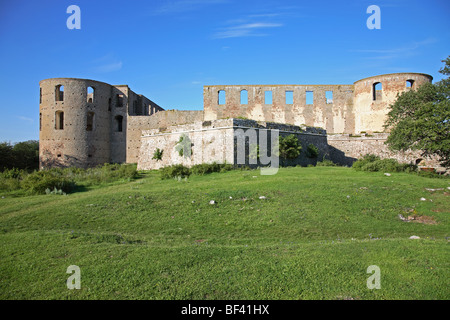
<box><xmin>0</xmin><ymin>0</ymin><xmax>449</xmax><ymax>142</ymax></box>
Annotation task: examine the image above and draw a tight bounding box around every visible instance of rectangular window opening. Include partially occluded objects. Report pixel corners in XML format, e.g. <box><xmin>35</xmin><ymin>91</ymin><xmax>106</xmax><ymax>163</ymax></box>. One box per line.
<box><xmin>55</xmin><ymin>111</ymin><xmax>64</xmax><ymax>130</ymax></box>
<box><xmin>117</xmin><ymin>94</ymin><xmax>124</xmax><ymax>107</ymax></box>
<box><xmin>285</xmin><ymin>91</ymin><xmax>293</xmax><ymax>104</ymax></box>
<box><xmin>240</xmin><ymin>90</ymin><xmax>248</xmax><ymax>105</ymax></box>
<box><xmin>218</xmin><ymin>90</ymin><xmax>226</xmax><ymax>105</ymax></box>
<box><xmin>326</xmin><ymin>91</ymin><xmax>333</xmax><ymax>104</ymax></box>
<box><xmin>265</xmin><ymin>90</ymin><xmax>272</xmax><ymax>104</ymax></box>
<box><xmin>86</xmin><ymin>112</ymin><xmax>94</xmax><ymax>131</ymax></box>
<box><xmin>306</xmin><ymin>91</ymin><xmax>314</xmax><ymax>105</ymax></box>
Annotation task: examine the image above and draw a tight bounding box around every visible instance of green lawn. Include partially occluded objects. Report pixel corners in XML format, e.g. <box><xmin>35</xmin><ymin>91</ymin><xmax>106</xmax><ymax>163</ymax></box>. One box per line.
<box><xmin>0</xmin><ymin>167</ymin><xmax>449</xmax><ymax>299</ymax></box>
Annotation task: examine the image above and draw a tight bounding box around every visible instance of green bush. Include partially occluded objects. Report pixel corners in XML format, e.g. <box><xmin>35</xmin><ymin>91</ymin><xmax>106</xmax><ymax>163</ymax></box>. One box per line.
<box><xmin>352</xmin><ymin>154</ymin><xmax>381</xmax><ymax>171</ymax></box>
<box><xmin>361</xmin><ymin>159</ymin><xmax>403</xmax><ymax>172</ymax></box>
<box><xmin>417</xmin><ymin>170</ymin><xmax>448</xmax><ymax>179</ymax></box>
<box><xmin>190</xmin><ymin>162</ymin><xmax>234</xmax><ymax>175</ymax></box>
<box><xmin>152</xmin><ymin>148</ymin><xmax>163</xmax><ymax>161</ymax></box>
<box><xmin>306</xmin><ymin>144</ymin><xmax>319</xmax><ymax>158</ymax></box>
<box><xmin>71</xmin><ymin>163</ymin><xmax>138</xmax><ymax>185</ymax></box>
<box><xmin>160</xmin><ymin>164</ymin><xmax>191</xmax><ymax>180</ymax></box>
<box><xmin>279</xmin><ymin>135</ymin><xmax>302</xmax><ymax>163</ymax></box>
<box><xmin>316</xmin><ymin>159</ymin><xmax>337</xmax><ymax>167</ymax></box>
<box><xmin>352</xmin><ymin>155</ymin><xmax>421</xmax><ymax>174</ymax></box>
<box><xmin>21</xmin><ymin>170</ymin><xmax>76</xmax><ymax>194</ymax></box>
<box><xmin>0</xmin><ymin>168</ymin><xmax>27</xmax><ymax>192</ymax></box>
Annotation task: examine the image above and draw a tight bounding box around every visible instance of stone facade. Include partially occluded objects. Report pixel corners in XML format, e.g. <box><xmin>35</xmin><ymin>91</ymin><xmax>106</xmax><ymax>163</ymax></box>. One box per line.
<box><xmin>39</xmin><ymin>78</ymin><xmax>165</xmax><ymax>169</ymax></box>
<box><xmin>203</xmin><ymin>73</ymin><xmax>432</xmax><ymax>134</ymax></box>
<box><xmin>39</xmin><ymin>72</ymin><xmax>441</xmax><ymax>170</ymax></box>
<box><xmin>327</xmin><ymin>133</ymin><xmax>440</xmax><ymax>167</ymax></box>
<box><xmin>137</xmin><ymin>119</ymin><xmax>328</xmax><ymax>170</ymax></box>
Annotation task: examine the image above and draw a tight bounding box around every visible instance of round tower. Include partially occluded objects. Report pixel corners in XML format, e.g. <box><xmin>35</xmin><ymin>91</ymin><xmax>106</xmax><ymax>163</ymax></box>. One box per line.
<box><xmin>39</xmin><ymin>78</ymin><xmax>113</xmax><ymax>169</ymax></box>
<box><xmin>353</xmin><ymin>73</ymin><xmax>432</xmax><ymax>134</ymax></box>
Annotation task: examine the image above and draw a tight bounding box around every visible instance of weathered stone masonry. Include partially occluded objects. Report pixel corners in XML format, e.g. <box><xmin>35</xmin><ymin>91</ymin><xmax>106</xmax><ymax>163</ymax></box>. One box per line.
<box><xmin>137</xmin><ymin>119</ymin><xmax>328</xmax><ymax>170</ymax></box>
<box><xmin>39</xmin><ymin>72</ymin><xmax>438</xmax><ymax>170</ymax></box>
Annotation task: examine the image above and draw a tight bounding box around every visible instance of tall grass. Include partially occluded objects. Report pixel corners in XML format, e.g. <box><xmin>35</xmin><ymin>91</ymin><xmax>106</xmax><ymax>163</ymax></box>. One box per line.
<box><xmin>0</xmin><ymin>163</ymin><xmax>139</xmax><ymax>194</ymax></box>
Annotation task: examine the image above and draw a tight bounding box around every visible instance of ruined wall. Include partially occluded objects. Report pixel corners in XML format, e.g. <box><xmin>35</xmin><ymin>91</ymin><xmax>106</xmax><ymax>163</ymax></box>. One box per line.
<box><xmin>327</xmin><ymin>133</ymin><xmax>440</xmax><ymax>167</ymax></box>
<box><xmin>39</xmin><ymin>78</ymin><xmax>166</xmax><ymax>168</ymax></box>
<box><xmin>39</xmin><ymin>78</ymin><xmax>113</xmax><ymax>168</ymax></box>
<box><xmin>353</xmin><ymin>73</ymin><xmax>433</xmax><ymax>133</ymax></box>
<box><xmin>126</xmin><ymin>110</ymin><xmax>204</xmax><ymax>164</ymax></box>
<box><xmin>203</xmin><ymin>73</ymin><xmax>433</xmax><ymax>135</ymax></box>
<box><xmin>203</xmin><ymin>84</ymin><xmax>355</xmax><ymax>133</ymax></box>
<box><xmin>137</xmin><ymin>118</ymin><xmax>328</xmax><ymax>170</ymax></box>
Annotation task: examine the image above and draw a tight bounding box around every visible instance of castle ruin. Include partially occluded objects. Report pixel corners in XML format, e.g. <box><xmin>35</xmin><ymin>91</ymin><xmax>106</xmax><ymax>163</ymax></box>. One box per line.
<box><xmin>39</xmin><ymin>73</ymin><xmax>436</xmax><ymax>170</ymax></box>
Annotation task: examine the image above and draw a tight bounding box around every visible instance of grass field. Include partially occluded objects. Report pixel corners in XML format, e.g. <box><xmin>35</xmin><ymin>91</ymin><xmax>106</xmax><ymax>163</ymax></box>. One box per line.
<box><xmin>0</xmin><ymin>167</ymin><xmax>449</xmax><ymax>300</ymax></box>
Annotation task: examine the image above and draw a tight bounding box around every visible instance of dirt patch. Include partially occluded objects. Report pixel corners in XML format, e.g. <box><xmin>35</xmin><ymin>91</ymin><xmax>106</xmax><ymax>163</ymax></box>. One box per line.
<box><xmin>399</xmin><ymin>213</ymin><xmax>438</xmax><ymax>224</ymax></box>
<box><xmin>408</xmin><ymin>215</ymin><xmax>438</xmax><ymax>225</ymax></box>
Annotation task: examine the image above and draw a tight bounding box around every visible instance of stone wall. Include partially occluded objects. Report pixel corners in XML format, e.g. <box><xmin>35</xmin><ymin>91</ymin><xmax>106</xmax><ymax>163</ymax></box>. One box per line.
<box><xmin>327</xmin><ymin>133</ymin><xmax>440</xmax><ymax>167</ymax></box>
<box><xmin>353</xmin><ymin>73</ymin><xmax>432</xmax><ymax>133</ymax></box>
<box><xmin>203</xmin><ymin>84</ymin><xmax>355</xmax><ymax>134</ymax></box>
<box><xmin>203</xmin><ymin>73</ymin><xmax>433</xmax><ymax>135</ymax></box>
<box><xmin>39</xmin><ymin>78</ymin><xmax>168</xmax><ymax>168</ymax></box>
<box><xmin>39</xmin><ymin>78</ymin><xmax>114</xmax><ymax>169</ymax></box>
<box><xmin>137</xmin><ymin>118</ymin><xmax>329</xmax><ymax>170</ymax></box>
<box><xmin>126</xmin><ymin>110</ymin><xmax>204</xmax><ymax>164</ymax></box>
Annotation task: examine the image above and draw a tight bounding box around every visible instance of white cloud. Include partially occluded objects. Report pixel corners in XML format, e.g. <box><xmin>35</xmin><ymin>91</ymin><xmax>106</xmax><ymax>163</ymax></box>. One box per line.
<box><xmin>350</xmin><ymin>38</ymin><xmax>437</xmax><ymax>55</ymax></box>
<box><xmin>91</xmin><ymin>53</ymin><xmax>123</xmax><ymax>73</ymax></box>
<box><xmin>17</xmin><ymin>116</ymin><xmax>33</xmax><ymax>122</ymax></box>
<box><xmin>95</xmin><ymin>61</ymin><xmax>123</xmax><ymax>73</ymax></box>
<box><xmin>213</xmin><ymin>22</ymin><xmax>283</xmax><ymax>39</ymax></box>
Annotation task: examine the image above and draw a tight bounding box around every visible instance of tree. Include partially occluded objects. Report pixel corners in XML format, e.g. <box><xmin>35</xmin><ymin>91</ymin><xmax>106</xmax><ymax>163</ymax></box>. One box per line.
<box><xmin>12</xmin><ymin>140</ymin><xmax>39</xmax><ymax>170</ymax></box>
<box><xmin>278</xmin><ymin>134</ymin><xmax>302</xmax><ymax>165</ymax></box>
<box><xmin>0</xmin><ymin>142</ymin><xmax>15</xmax><ymax>171</ymax></box>
<box><xmin>384</xmin><ymin>56</ymin><xmax>450</xmax><ymax>167</ymax></box>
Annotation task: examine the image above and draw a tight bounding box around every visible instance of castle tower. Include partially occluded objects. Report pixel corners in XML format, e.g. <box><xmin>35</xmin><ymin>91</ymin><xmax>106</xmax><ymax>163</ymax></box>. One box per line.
<box><xmin>39</xmin><ymin>78</ymin><xmax>165</xmax><ymax>169</ymax></box>
<box><xmin>39</xmin><ymin>78</ymin><xmax>117</xmax><ymax>168</ymax></box>
<box><xmin>353</xmin><ymin>73</ymin><xmax>433</xmax><ymax>133</ymax></box>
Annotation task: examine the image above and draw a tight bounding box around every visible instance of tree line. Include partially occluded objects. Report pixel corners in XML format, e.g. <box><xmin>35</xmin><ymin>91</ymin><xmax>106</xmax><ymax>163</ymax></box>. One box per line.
<box><xmin>0</xmin><ymin>140</ymin><xmax>39</xmax><ymax>171</ymax></box>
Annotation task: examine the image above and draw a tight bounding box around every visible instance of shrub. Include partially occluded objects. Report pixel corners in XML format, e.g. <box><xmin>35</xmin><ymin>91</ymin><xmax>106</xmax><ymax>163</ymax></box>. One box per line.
<box><xmin>353</xmin><ymin>155</ymin><xmax>418</xmax><ymax>173</ymax></box>
<box><xmin>316</xmin><ymin>159</ymin><xmax>337</xmax><ymax>167</ymax></box>
<box><xmin>306</xmin><ymin>144</ymin><xmax>319</xmax><ymax>158</ymax></box>
<box><xmin>21</xmin><ymin>170</ymin><xmax>76</xmax><ymax>194</ymax></box>
<box><xmin>279</xmin><ymin>135</ymin><xmax>302</xmax><ymax>163</ymax></box>
<box><xmin>152</xmin><ymin>148</ymin><xmax>163</xmax><ymax>161</ymax></box>
<box><xmin>352</xmin><ymin>154</ymin><xmax>381</xmax><ymax>171</ymax></box>
<box><xmin>160</xmin><ymin>164</ymin><xmax>191</xmax><ymax>180</ymax></box>
<box><xmin>417</xmin><ymin>170</ymin><xmax>448</xmax><ymax>179</ymax></box>
<box><xmin>189</xmin><ymin>162</ymin><xmax>235</xmax><ymax>176</ymax></box>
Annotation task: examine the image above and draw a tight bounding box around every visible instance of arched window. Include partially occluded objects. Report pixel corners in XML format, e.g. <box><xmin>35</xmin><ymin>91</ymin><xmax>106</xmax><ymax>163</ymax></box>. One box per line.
<box><xmin>240</xmin><ymin>90</ymin><xmax>248</xmax><ymax>104</ymax></box>
<box><xmin>40</xmin><ymin>88</ymin><xmax>42</xmax><ymax>104</ymax></box>
<box><xmin>406</xmin><ymin>79</ymin><xmax>415</xmax><ymax>89</ymax></box>
<box><xmin>55</xmin><ymin>85</ymin><xmax>64</xmax><ymax>102</ymax></box>
<box><xmin>86</xmin><ymin>112</ymin><xmax>95</xmax><ymax>131</ymax></box>
<box><xmin>373</xmin><ymin>82</ymin><xmax>382</xmax><ymax>101</ymax></box>
<box><xmin>55</xmin><ymin>111</ymin><xmax>64</xmax><ymax>130</ymax></box>
<box><xmin>39</xmin><ymin>113</ymin><xmax>42</xmax><ymax>131</ymax></box>
<box><xmin>87</xmin><ymin>86</ymin><xmax>95</xmax><ymax>103</ymax></box>
<box><xmin>218</xmin><ymin>90</ymin><xmax>226</xmax><ymax>105</ymax></box>
<box><xmin>115</xmin><ymin>115</ymin><xmax>123</xmax><ymax>132</ymax></box>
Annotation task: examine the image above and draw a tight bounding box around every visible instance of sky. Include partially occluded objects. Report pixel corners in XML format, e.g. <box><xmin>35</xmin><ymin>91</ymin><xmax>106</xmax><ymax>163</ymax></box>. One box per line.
<box><xmin>0</xmin><ymin>0</ymin><xmax>449</xmax><ymax>143</ymax></box>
